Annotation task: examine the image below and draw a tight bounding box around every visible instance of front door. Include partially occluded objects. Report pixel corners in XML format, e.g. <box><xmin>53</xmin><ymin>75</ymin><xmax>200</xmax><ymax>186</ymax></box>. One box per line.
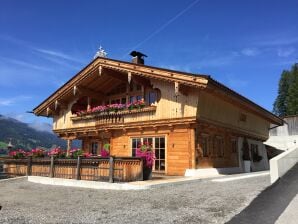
<box><xmin>131</xmin><ymin>136</ymin><xmax>166</xmax><ymax>172</ymax></box>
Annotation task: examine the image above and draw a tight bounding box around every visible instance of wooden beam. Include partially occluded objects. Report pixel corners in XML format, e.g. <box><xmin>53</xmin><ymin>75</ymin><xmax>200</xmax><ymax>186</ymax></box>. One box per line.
<box><xmin>46</xmin><ymin>107</ymin><xmax>51</xmax><ymax>116</ymax></box>
<box><xmin>175</xmin><ymin>82</ymin><xmax>179</xmax><ymax>96</ymax></box>
<box><xmin>132</xmin><ymin>75</ymin><xmax>152</xmax><ymax>88</ymax></box>
<box><xmin>74</xmin><ymin>86</ymin><xmax>105</xmax><ymax>98</ymax></box>
<box><xmin>128</xmin><ymin>72</ymin><xmax>132</xmax><ymax>84</ymax></box>
<box><xmin>73</xmin><ymin>85</ymin><xmax>78</xmax><ymax>96</ymax></box>
<box><xmin>54</xmin><ymin>100</ymin><xmax>68</xmax><ymax>110</ymax></box>
<box><xmin>98</xmin><ymin>65</ymin><xmax>103</xmax><ymax>76</ymax></box>
<box><xmin>102</xmin><ymin>68</ymin><xmax>128</xmax><ymax>83</ymax></box>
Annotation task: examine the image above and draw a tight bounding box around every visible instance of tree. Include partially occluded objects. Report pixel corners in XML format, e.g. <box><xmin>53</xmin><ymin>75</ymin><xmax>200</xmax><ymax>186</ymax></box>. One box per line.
<box><xmin>273</xmin><ymin>63</ymin><xmax>298</xmax><ymax>116</ymax></box>
<box><xmin>286</xmin><ymin>64</ymin><xmax>298</xmax><ymax>115</ymax></box>
<box><xmin>273</xmin><ymin>70</ymin><xmax>292</xmax><ymax>116</ymax></box>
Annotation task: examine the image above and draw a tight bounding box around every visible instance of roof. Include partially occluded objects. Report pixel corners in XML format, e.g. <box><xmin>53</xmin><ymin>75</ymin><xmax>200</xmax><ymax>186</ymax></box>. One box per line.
<box><xmin>33</xmin><ymin>56</ymin><xmax>283</xmax><ymax>125</ymax></box>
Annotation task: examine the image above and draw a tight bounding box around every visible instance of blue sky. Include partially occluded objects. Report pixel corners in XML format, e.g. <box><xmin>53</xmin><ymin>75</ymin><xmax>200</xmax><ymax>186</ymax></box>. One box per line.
<box><xmin>0</xmin><ymin>0</ymin><xmax>297</xmax><ymax>130</ymax></box>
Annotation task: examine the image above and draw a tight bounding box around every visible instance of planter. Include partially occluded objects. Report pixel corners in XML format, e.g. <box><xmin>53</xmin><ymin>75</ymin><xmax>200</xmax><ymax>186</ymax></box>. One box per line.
<box><xmin>143</xmin><ymin>167</ymin><xmax>152</xmax><ymax>180</ymax></box>
<box><xmin>243</xmin><ymin>160</ymin><xmax>251</xmax><ymax>173</ymax></box>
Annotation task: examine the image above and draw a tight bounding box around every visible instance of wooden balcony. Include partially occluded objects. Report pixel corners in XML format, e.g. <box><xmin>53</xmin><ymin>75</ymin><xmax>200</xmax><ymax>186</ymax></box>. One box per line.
<box><xmin>70</xmin><ymin>106</ymin><xmax>157</xmax><ymax>125</ymax></box>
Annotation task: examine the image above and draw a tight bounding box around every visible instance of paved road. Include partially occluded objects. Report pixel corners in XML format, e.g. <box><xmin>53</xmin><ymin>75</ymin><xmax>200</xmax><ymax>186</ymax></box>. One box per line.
<box><xmin>0</xmin><ymin>173</ymin><xmax>270</xmax><ymax>224</ymax></box>
<box><xmin>227</xmin><ymin>164</ymin><xmax>298</xmax><ymax>224</ymax></box>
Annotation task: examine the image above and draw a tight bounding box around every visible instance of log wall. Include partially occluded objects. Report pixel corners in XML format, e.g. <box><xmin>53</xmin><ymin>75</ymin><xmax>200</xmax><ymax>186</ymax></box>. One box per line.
<box><xmin>196</xmin><ymin>122</ymin><xmax>239</xmax><ymax>168</ymax></box>
<box><xmin>82</xmin><ymin>127</ymin><xmax>195</xmax><ymax>176</ymax></box>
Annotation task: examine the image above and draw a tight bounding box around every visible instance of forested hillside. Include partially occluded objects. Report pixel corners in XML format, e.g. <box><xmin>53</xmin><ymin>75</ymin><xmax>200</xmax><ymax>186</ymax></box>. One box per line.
<box><xmin>0</xmin><ymin>114</ymin><xmax>67</xmax><ymax>150</ymax></box>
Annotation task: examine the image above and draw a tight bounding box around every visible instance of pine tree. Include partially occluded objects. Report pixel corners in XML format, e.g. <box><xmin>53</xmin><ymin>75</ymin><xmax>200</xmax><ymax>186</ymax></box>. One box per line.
<box><xmin>273</xmin><ymin>70</ymin><xmax>292</xmax><ymax>116</ymax></box>
<box><xmin>286</xmin><ymin>63</ymin><xmax>298</xmax><ymax>115</ymax></box>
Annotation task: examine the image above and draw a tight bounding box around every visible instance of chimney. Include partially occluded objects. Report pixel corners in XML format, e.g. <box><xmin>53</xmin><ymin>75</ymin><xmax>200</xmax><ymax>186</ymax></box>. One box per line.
<box><xmin>130</xmin><ymin>51</ymin><xmax>147</xmax><ymax>64</ymax></box>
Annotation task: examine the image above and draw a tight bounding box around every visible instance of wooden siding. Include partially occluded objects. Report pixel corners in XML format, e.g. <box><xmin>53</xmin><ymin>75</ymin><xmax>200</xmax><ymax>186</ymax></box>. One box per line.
<box><xmin>167</xmin><ymin>129</ymin><xmax>195</xmax><ymax>175</ymax></box>
<box><xmin>81</xmin><ymin>127</ymin><xmax>195</xmax><ymax>176</ymax></box>
<box><xmin>198</xmin><ymin>91</ymin><xmax>270</xmax><ymax>140</ymax></box>
<box><xmin>196</xmin><ymin>122</ymin><xmax>239</xmax><ymax>168</ymax></box>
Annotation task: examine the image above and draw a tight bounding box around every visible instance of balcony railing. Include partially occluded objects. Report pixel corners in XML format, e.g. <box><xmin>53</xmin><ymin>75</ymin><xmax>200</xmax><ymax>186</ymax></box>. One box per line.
<box><xmin>70</xmin><ymin>106</ymin><xmax>156</xmax><ymax>123</ymax></box>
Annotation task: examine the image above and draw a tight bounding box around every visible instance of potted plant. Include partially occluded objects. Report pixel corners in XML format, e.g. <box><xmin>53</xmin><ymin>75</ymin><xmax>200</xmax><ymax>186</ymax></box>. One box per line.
<box><xmin>69</xmin><ymin>148</ymin><xmax>83</xmax><ymax>159</ymax></box>
<box><xmin>47</xmin><ymin>147</ymin><xmax>66</xmax><ymax>158</ymax></box>
<box><xmin>242</xmin><ymin>138</ymin><xmax>251</xmax><ymax>172</ymax></box>
<box><xmin>100</xmin><ymin>143</ymin><xmax>110</xmax><ymax>157</ymax></box>
<box><xmin>136</xmin><ymin>141</ymin><xmax>155</xmax><ymax>180</ymax></box>
<box><xmin>9</xmin><ymin>149</ymin><xmax>27</xmax><ymax>159</ymax></box>
<box><xmin>30</xmin><ymin>148</ymin><xmax>45</xmax><ymax>158</ymax></box>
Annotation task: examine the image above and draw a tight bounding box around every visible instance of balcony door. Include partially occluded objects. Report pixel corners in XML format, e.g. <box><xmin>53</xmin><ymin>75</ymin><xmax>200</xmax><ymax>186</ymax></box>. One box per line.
<box><xmin>131</xmin><ymin>136</ymin><xmax>166</xmax><ymax>172</ymax></box>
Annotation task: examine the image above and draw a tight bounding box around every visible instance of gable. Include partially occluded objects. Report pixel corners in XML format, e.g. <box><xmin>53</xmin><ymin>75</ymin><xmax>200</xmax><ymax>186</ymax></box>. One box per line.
<box><xmin>33</xmin><ymin>56</ymin><xmax>283</xmax><ymax>126</ymax></box>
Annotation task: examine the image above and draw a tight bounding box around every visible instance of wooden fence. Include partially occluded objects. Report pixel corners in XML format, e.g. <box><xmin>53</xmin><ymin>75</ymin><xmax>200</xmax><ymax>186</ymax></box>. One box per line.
<box><xmin>2</xmin><ymin>156</ymin><xmax>144</xmax><ymax>182</ymax></box>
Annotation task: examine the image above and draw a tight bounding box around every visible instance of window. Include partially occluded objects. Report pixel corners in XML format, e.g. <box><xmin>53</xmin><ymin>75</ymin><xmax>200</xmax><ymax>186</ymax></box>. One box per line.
<box><xmin>201</xmin><ymin>135</ymin><xmax>209</xmax><ymax>157</ymax></box>
<box><xmin>111</xmin><ymin>99</ymin><xmax>120</xmax><ymax>104</ymax></box>
<box><xmin>214</xmin><ymin>136</ymin><xmax>224</xmax><ymax>157</ymax></box>
<box><xmin>136</xmin><ymin>95</ymin><xmax>142</xmax><ymax>101</ymax></box>
<box><xmin>154</xmin><ymin>137</ymin><xmax>165</xmax><ymax>171</ymax></box>
<box><xmin>131</xmin><ymin>137</ymin><xmax>165</xmax><ymax>171</ymax></box>
<box><xmin>231</xmin><ymin>138</ymin><xmax>237</xmax><ymax>153</ymax></box>
<box><xmin>130</xmin><ymin>96</ymin><xmax>136</xmax><ymax>103</ymax></box>
<box><xmin>251</xmin><ymin>143</ymin><xmax>262</xmax><ymax>162</ymax></box>
<box><xmin>90</xmin><ymin>142</ymin><xmax>98</xmax><ymax>155</ymax></box>
<box><xmin>251</xmin><ymin>144</ymin><xmax>259</xmax><ymax>155</ymax></box>
<box><xmin>148</xmin><ymin>91</ymin><xmax>157</xmax><ymax>105</ymax></box>
<box><xmin>131</xmin><ymin>138</ymin><xmax>141</xmax><ymax>157</ymax></box>
<box><xmin>121</xmin><ymin>98</ymin><xmax>126</xmax><ymax>104</ymax></box>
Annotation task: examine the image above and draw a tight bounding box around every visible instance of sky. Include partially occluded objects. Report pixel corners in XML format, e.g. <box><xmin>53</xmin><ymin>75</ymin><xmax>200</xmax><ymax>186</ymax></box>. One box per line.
<box><xmin>0</xmin><ymin>0</ymin><xmax>298</xmax><ymax>131</ymax></box>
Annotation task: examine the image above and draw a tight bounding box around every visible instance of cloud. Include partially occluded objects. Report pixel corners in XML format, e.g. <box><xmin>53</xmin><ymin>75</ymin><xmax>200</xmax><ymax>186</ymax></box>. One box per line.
<box><xmin>277</xmin><ymin>48</ymin><xmax>295</xmax><ymax>57</ymax></box>
<box><xmin>0</xmin><ymin>57</ymin><xmax>52</xmax><ymax>72</ymax></box>
<box><xmin>0</xmin><ymin>99</ymin><xmax>14</xmax><ymax>106</ymax></box>
<box><xmin>0</xmin><ymin>34</ymin><xmax>84</xmax><ymax>67</ymax></box>
<box><xmin>28</xmin><ymin>121</ymin><xmax>52</xmax><ymax>133</ymax></box>
<box><xmin>241</xmin><ymin>48</ymin><xmax>260</xmax><ymax>56</ymax></box>
<box><xmin>198</xmin><ymin>52</ymin><xmax>239</xmax><ymax>68</ymax></box>
<box><xmin>0</xmin><ymin>95</ymin><xmax>31</xmax><ymax>106</ymax></box>
<box><xmin>254</xmin><ymin>35</ymin><xmax>298</xmax><ymax>47</ymax></box>
<box><xmin>34</xmin><ymin>48</ymin><xmax>83</xmax><ymax>64</ymax></box>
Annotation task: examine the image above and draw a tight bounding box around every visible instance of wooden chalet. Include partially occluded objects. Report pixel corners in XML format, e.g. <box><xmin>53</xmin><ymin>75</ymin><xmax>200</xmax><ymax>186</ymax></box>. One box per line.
<box><xmin>33</xmin><ymin>52</ymin><xmax>283</xmax><ymax>176</ymax></box>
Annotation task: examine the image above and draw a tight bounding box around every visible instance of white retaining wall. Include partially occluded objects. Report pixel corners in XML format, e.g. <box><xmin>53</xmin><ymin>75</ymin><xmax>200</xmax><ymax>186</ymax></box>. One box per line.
<box><xmin>270</xmin><ymin>147</ymin><xmax>298</xmax><ymax>184</ymax></box>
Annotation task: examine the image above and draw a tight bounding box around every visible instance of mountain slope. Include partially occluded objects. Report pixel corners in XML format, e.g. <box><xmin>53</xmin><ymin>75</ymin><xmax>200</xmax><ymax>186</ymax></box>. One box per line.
<box><xmin>0</xmin><ymin>114</ymin><xmax>67</xmax><ymax>150</ymax></box>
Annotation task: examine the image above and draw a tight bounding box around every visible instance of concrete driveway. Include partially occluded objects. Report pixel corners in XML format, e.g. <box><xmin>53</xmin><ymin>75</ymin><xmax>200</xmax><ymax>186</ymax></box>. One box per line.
<box><xmin>227</xmin><ymin>164</ymin><xmax>298</xmax><ymax>224</ymax></box>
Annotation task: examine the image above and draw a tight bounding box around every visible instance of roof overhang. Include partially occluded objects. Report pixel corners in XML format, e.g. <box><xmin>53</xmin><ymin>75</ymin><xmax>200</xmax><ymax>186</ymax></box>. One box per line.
<box><xmin>33</xmin><ymin>57</ymin><xmax>209</xmax><ymax>116</ymax></box>
<box><xmin>33</xmin><ymin>56</ymin><xmax>283</xmax><ymax>126</ymax></box>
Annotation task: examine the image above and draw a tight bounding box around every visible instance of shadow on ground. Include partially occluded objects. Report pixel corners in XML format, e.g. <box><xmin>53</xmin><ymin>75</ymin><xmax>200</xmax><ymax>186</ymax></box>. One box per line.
<box><xmin>227</xmin><ymin>163</ymin><xmax>298</xmax><ymax>224</ymax></box>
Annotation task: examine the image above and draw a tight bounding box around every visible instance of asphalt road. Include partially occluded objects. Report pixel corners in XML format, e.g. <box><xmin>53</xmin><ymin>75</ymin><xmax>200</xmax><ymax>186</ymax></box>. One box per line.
<box><xmin>0</xmin><ymin>174</ymin><xmax>270</xmax><ymax>224</ymax></box>
<box><xmin>227</xmin><ymin>164</ymin><xmax>298</xmax><ymax>224</ymax></box>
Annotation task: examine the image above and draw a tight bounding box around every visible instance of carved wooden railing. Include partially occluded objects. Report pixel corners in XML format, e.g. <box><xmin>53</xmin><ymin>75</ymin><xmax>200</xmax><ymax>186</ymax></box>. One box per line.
<box><xmin>70</xmin><ymin>106</ymin><xmax>156</xmax><ymax>124</ymax></box>
<box><xmin>2</xmin><ymin>157</ymin><xmax>144</xmax><ymax>182</ymax></box>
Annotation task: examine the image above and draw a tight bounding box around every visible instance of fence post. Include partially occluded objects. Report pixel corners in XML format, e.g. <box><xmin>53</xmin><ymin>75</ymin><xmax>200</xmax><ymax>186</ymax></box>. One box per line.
<box><xmin>50</xmin><ymin>156</ymin><xmax>55</xmax><ymax>178</ymax></box>
<box><xmin>76</xmin><ymin>156</ymin><xmax>81</xmax><ymax>180</ymax></box>
<box><xmin>109</xmin><ymin>156</ymin><xmax>114</xmax><ymax>183</ymax></box>
<box><xmin>26</xmin><ymin>156</ymin><xmax>32</xmax><ymax>176</ymax></box>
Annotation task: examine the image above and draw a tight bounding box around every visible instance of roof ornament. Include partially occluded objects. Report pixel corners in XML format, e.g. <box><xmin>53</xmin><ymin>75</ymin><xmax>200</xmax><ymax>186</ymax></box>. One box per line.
<box><xmin>94</xmin><ymin>46</ymin><xmax>107</xmax><ymax>59</ymax></box>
